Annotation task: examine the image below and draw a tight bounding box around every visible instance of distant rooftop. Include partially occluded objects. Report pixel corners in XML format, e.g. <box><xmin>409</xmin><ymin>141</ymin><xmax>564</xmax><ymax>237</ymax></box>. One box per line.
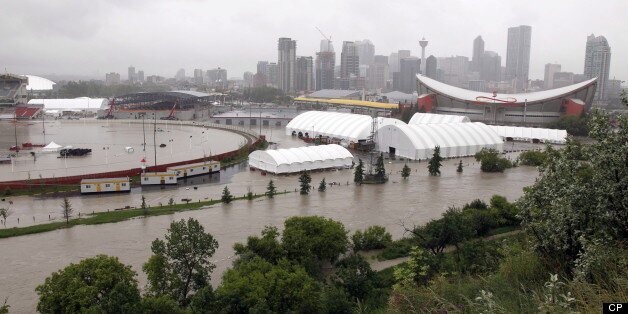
<box><xmin>307</xmin><ymin>89</ymin><xmax>361</xmax><ymax>99</ymax></box>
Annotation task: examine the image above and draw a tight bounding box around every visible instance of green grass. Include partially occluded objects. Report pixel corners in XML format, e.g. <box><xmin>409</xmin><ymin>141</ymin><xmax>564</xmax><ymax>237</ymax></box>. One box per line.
<box><xmin>1</xmin><ymin>184</ymin><xmax>80</xmax><ymax>198</ymax></box>
<box><xmin>0</xmin><ymin>190</ymin><xmax>289</xmax><ymax>239</ymax></box>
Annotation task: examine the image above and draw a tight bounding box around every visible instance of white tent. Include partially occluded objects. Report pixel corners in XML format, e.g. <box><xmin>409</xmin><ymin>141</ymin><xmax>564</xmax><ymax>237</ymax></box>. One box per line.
<box><xmin>409</xmin><ymin>112</ymin><xmax>470</xmax><ymax>124</ymax></box>
<box><xmin>286</xmin><ymin>111</ymin><xmax>403</xmax><ymax>142</ymax></box>
<box><xmin>42</xmin><ymin>141</ymin><xmax>62</xmax><ymax>152</ymax></box>
<box><xmin>28</xmin><ymin>98</ymin><xmax>109</xmax><ymax>112</ymax></box>
<box><xmin>248</xmin><ymin>144</ymin><xmax>354</xmax><ymax>174</ymax></box>
<box><xmin>376</xmin><ymin>122</ymin><xmax>503</xmax><ymax>160</ymax></box>
<box><xmin>489</xmin><ymin>125</ymin><xmax>567</xmax><ymax>144</ymax></box>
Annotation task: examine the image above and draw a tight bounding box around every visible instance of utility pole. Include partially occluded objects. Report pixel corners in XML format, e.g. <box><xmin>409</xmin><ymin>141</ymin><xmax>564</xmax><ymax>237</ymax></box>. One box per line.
<box><xmin>142</xmin><ymin>114</ymin><xmax>146</xmax><ymax>152</ymax></box>
<box><xmin>153</xmin><ymin>113</ymin><xmax>157</xmax><ymax>166</ymax></box>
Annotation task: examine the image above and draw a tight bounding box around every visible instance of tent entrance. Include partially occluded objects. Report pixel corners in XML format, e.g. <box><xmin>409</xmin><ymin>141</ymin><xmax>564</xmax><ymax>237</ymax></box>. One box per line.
<box><xmin>388</xmin><ymin>147</ymin><xmax>396</xmax><ymax>155</ymax></box>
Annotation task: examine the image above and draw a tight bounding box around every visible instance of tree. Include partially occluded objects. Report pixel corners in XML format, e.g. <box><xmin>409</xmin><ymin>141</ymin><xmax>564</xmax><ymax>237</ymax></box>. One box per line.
<box><xmin>214</xmin><ymin>257</ymin><xmax>322</xmax><ymax>313</ymax></box>
<box><xmin>409</xmin><ymin>207</ymin><xmax>472</xmax><ymax>255</ymax></box>
<box><xmin>333</xmin><ymin>254</ymin><xmax>377</xmax><ymax>301</ymax></box>
<box><xmin>189</xmin><ymin>286</ymin><xmax>216</xmax><ymax>313</ymax></box>
<box><xmin>143</xmin><ymin>218</ymin><xmax>219</xmax><ymax>306</ymax></box>
<box><xmin>401</xmin><ymin>163</ymin><xmax>411</xmax><ymax>179</ymax></box>
<box><xmin>318</xmin><ymin>178</ymin><xmax>326</xmax><ymax>192</ymax></box>
<box><xmin>0</xmin><ymin>298</ymin><xmax>8</xmax><ymax>314</ymax></box>
<box><xmin>233</xmin><ymin>226</ymin><xmax>285</xmax><ymax>264</ymax></box>
<box><xmin>138</xmin><ymin>295</ymin><xmax>184</xmax><ymax>314</ymax></box>
<box><xmin>36</xmin><ymin>255</ymin><xmax>140</xmax><ymax>313</ymax></box>
<box><xmin>518</xmin><ymin>150</ymin><xmax>548</xmax><ymax>166</ymax></box>
<box><xmin>474</xmin><ymin>148</ymin><xmax>513</xmax><ymax>172</ymax></box>
<box><xmin>428</xmin><ymin>146</ymin><xmax>443</xmax><ymax>176</ymax></box>
<box><xmin>221</xmin><ymin>186</ymin><xmax>233</xmax><ymax>204</ymax></box>
<box><xmin>282</xmin><ymin>216</ymin><xmax>349</xmax><ymax>264</ymax></box>
<box><xmin>168</xmin><ymin>197</ymin><xmax>175</xmax><ymax>206</ymax></box>
<box><xmin>141</xmin><ymin>195</ymin><xmax>148</xmax><ymax>215</ymax></box>
<box><xmin>457</xmin><ymin>160</ymin><xmax>463</xmax><ymax>173</ymax></box>
<box><xmin>352</xmin><ymin>225</ymin><xmax>393</xmax><ymax>251</ymax></box>
<box><xmin>547</xmin><ymin>115</ymin><xmax>589</xmax><ymax>136</ymax></box>
<box><xmin>354</xmin><ymin>158</ymin><xmax>364</xmax><ymax>184</ymax></box>
<box><xmin>374</xmin><ymin>153</ymin><xmax>387</xmax><ymax>182</ymax></box>
<box><xmin>266</xmin><ymin>179</ymin><xmax>276</xmax><ymax>198</ymax></box>
<box><xmin>61</xmin><ymin>197</ymin><xmax>72</xmax><ymax>225</ymax></box>
<box><xmin>0</xmin><ymin>208</ymin><xmax>11</xmax><ymax>227</ymax></box>
<box><xmin>298</xmin><ymin>171</ymin><xmax>312</xmax><ymax>195</ymax></box>
<box><xmin>246</xmin><ymin>187</ymin><xmax>254</xmax><ymax>200</ymax></box>
<box><xmin>519</xmin><ymin>111</ymin><xmax>627</xmax><ymax>279</ymax></box>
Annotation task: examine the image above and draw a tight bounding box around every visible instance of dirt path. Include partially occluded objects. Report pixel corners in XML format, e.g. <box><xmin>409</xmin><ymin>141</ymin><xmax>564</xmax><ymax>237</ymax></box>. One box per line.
<box><xmin>367</xmin><ymin>230</ymin><xmax>523</xmax><ymax>271</ymax></box>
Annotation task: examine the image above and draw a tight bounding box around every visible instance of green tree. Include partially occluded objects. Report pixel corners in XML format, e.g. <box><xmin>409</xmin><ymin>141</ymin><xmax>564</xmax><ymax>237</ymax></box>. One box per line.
<box><xmin>233</xmin><ymin>226</ymin><xmax>285</xmax><ymax>264</ymax></box>
<box><xmin>246</xmin><ymin>187</ymin><xmax>254</xmax><ymax>200</ymax></box>
<box><xmin>519</xmin><ymin>111</ymin><xmax>627</xmax><ymax>278</ymax></box>
<box><xmin>36</xmin><ymin>255</ymin><xmax>140</xmax><ymax>313</ymax></box>
<box><xmin>189</xmin><ymin>286</ymin><xmax>216</xmax><ymax>313</ymax></box>
<box><xmin>141</xmin><ymin>195</ymin><xmax>148</xmax><ymax>215</ymax></box>
<box><xmin>214</xmin><ymin>257</ymin><xmax>322</xmax><ymax>313</ymax></box>
<box><xmin>374</xmin><ymin>153</ymin><xmax>387</xmax><ymax>182</ymax></box>
<box><xmin>428</xmin><ymin>146</ymin><xmax>443</xmax><ymax>176</ymax></box>
<box><xmin>547</xmin><ymin>115</ymin><xmax>589</xmax><ymax>136</ymax></box>
<box><xmin>474</xmin><ymin>147</ymin><xmax>513</xmax><ymax>172</ymax></box>
<box><xmin>352</xmin><ymin>225</ymin><xmax>393</xmax><ymax>251</ymax></box>
<box><xmin>354</xmin><ymin>158</ymin><xmax>364</xmax><ymax>184</ymax></box>
<box><xmin>168</xmin><ymin>197</ymin><xmax>175</xmax><ymax>206</ymax></box>
<box><xmin>138</xmin><ymin>295</ymin><xmax>184</xmax><ymax>314</ymax></box>
<box><xmin>457</xmin><ymin>160</ymin><xmax>463</xmax><ymax>173</ymax></box>
<box><xmin>298</xmin><ymin>171</ymin><xmax>312</xmax><ymax>195</ymax></box>
<box><xmin>318</xmin><ymin>178</ymin><xmax>326</xmax><ymax>192</ymax></box>
<box><xmin>518</xmin><ymin>150</ymin><xmax>548</xmax><ymax>166</ymax></box>
<box><xmin>410</xmin><ymin>207</ymin><xmax>472</xmax><ymax>254</ymax></box>
<box><xmin>0</xmin><ymin>298</ymin><xmax>8</xmax><ymax>314</ymax></box>
<box><xmin>221</xmin><ymin>186</ymin><xmax>233</xmax><ymax>204</ymax></box>
<box><xmin>143</xmin><ymin>218</ymin><xmax>219</xmax><ymax>305</ymax></box>
<box><xmin>333</xmin><ymin>254</ymin><xmax>377</xmax><ymax>301</ymax></box>
<box><xmin>266</xmin><ymin>179</ymin><xmax>276</xmax><ymax>198</ymax></box>
<box><xmin>61</xmin><ymin>197</ymin><xmax>72</xmax><ymax>225</ymax></box>
<box><xmin>0</xmin><ymin>208</ymin><xmax>11</xmax><ymax>227</ymax></box>
<box><xmin>401</xmin><ymin>163</ymin><xmax>411</xmax><ymax>179</ymax></box>
<box><xmin>282</xmin><ymin>216</ymin><xmax>349</xmax><ymax>264</ymax></box>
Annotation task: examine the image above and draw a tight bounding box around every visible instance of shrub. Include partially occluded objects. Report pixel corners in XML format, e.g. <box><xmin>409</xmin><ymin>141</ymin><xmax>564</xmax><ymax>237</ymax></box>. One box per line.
<box><xmin>547</xmin><ymin>115</ymin><xmax>589</xmax><ymax>136</ymax></box>
<box><xmin>463</xmin><ymin>199</ymin><xmax>488</xmax><ymax>211</ymax></box>
<box><xmin>452</xmin><ymin>240</ymin><xmax>503</xmax><ymax>275</ymax></box>
<box><xmin>475</xmin><ymin>148</ymin><xmax>513</xmax><ymax>173</ymax></box>
<box><xmin>519</xmin><ymin>150</ymin><xmax>547</xmax><ymax>166</ymax></box>
<box><xmin>352</xmin><ymin>225</ymin><xmax>393</xmax><ymax>251</ymax></box>
<box><xmin>463</xmin><ymin>208</ymin><xmax>500</xmax><ymax>237</ymax></box>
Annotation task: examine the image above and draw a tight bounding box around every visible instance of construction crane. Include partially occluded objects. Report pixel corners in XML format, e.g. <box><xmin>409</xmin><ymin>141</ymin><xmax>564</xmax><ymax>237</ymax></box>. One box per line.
<box><xmin>160</xmin><ymin>99</ymin><xmax>179</xmax><ymax>120</ymax></box>
<box><xmin>315</xmin><ymin>27</ymin><xmax>332</xmax><ymax>51</ymax></box>
<box><xmin>102</xmin><ymin>98</ymin><xmax>115</xmax><ymax>119</ymax></box>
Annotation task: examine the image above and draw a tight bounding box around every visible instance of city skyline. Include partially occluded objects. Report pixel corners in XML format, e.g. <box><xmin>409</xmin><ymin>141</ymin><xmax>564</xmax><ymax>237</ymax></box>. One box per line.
<box><xmin>1</xmin><ymin>0</ymin><xmax>626</xmax><ymax>82</ymax></box>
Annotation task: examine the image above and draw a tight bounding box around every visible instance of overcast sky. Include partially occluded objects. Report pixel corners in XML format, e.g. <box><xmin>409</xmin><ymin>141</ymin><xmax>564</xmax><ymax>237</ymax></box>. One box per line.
<box><xmin>1</xmin><ymin>0</ymin><xmax>626</xmax><ymax>82</ymax></box>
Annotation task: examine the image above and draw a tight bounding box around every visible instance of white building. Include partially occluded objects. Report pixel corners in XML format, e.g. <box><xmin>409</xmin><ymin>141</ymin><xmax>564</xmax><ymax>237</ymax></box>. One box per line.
<box><xmin>248</xmin><ymin>144</ymin><xmax>354</xmax><ymax>174</ymax></box>
<box><xmin>141</xmin><ymin>172</ymin><xmax>178</xmax><ymax>185</ymax></box>
<box><xmin>167</xmin><ymin>161</ymin><xmax>220</xmax><ymax>179</ymax></box>
<box><xmin>489</xmin><ymin>125</ymin><xmax>567</xmax><ymax>144</ymax></box>
<box><xmin>28</xmin><ymin>98</ymin><xmax>110</xmax><ymax>113</ymax></box>
<box><xmin>80</xmin><ymin>177</ymin><xmax>131</xmax><ymax>194</ymax></box>
<box><xmin>409</xmin><ymin>112</ymin><xmax>470</xmax><ymax>124</ymax></box>
<box><xmin>376</xmin><ymin>122</ymin><xmax>503</xmax><ymax>160</ymax></box>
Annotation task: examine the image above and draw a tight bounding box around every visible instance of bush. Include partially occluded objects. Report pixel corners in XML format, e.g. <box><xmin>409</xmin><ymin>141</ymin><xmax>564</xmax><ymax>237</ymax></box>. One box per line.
<box><xmin>451</xmin><ymin>240</ymin><xmax>503</xmax><ymax>275</ymax></box>
<box><xmin>547</xmin><ymin>115</ymin><xmax>589</xmax><ymax>136</ymax></box>
<box><xmin>352</xmin><ymin>225</ymin><xmax>393</xmax><ymax>251</ymax></box>
<box><xmin>377</xmin><ymin>238</ymin><xmax>414</xmax><ymax>260</ymax></box>
<box><xmin>463</xmin><ymin>208</ymin><xmax>500</xmax><ymax>237</ymax></box>
<box><xmin>519</xmin><ymin>150</ymin><xmax>547</xmax><ymax>166</ymax></box>
<box><xmin>475</xmin><ymin>148</ymin><xmax>513</xmax><ymax>173</ymax></box>
<box><xmin>490</xmin><ymin>195</ymin><xmax>519</xmax><ymax>225</ymax></box>
<box><xmin>463</xmin><ymin>199</ymin><xmax>488</xmax><ymax>211</ymax></box>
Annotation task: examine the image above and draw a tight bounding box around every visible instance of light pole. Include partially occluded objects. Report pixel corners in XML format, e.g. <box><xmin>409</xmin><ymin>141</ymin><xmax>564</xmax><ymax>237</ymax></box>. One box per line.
<box><xmin>169</xmin><ymin>139</ymin><xmax>173</xmax><ymax>157</ymax></box>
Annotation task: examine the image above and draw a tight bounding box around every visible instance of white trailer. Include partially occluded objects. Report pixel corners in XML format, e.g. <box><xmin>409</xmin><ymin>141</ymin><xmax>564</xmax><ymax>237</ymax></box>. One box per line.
<box><xmin>80</xmin><ymin>177</ymin><xmax>131</xmax><ymax>194</ymax></box>
<box><xmin>141</xmin><ymin>172</ymin><xmax>178</xmax><ymax>185</ymax></box>
<box><xmin>167</xmin><ymin>161</ymin><xmax>220</xmax><ymax>179</ymax></box>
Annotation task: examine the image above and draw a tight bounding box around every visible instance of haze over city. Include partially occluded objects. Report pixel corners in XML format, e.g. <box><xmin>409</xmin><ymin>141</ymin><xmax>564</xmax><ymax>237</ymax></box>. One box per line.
<box><xmin>2</xmin><ymin>0</ymin><xmax>627</xmax><ymax>80</ymax></box>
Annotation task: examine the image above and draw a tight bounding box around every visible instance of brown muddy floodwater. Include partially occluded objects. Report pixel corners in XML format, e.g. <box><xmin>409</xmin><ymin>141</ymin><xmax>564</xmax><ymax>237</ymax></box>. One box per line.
<box><xmin>0</xmin><ymin>125</ymin><xmax>540</xmax><ymax>313</ymax></box>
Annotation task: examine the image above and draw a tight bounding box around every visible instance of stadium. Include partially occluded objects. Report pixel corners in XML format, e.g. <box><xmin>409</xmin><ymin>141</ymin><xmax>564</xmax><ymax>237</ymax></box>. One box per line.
<box><xmin>416</xmin><ymin>74</ymin><xmax>598</xmax><ymax>124</ymax></box>
<box><xmin>100</xmin><ymin>90</ymin><xmax>220</xmax><ymax>120</ymax></box>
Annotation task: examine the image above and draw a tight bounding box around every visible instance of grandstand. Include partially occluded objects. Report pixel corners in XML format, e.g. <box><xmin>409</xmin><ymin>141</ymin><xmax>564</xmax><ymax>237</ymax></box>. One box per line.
<box><xmin>101</xmin><ymin>90</ymin><xmax>218</xmax><ymax>120</ymax></box>
<box><xmin>0</xmin><ymin>74</ymin><xmax>39</xmax><ymax>119</ymax></box>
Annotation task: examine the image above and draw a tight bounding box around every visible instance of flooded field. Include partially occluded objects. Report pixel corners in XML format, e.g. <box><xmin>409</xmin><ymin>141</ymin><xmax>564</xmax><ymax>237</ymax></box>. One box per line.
<box><xmin>0</xmin><ymin>125</ymin><xmax>541</xmax><ymax>312</ymax></box>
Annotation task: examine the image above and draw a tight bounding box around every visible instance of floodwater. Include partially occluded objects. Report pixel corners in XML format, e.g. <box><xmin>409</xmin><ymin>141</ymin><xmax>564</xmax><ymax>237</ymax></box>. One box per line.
<box><xmin>0</xmin><ymin>119</ymin><xmax>247</xmax><ymax>181</ymax></box>
<box><xmin>0</xmin><ymin>125</ymin><xmax>540</xmax><ymax>313</ymax></box>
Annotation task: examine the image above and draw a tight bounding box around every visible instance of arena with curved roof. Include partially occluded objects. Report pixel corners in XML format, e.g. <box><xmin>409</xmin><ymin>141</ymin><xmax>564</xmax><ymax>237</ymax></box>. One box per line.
<box><xmin>416</xmin><ymin>74</ymin><xmax>597</xmax><ymax>124</ymax></box>
<box><xmin>248</xmin><ymin>144</ymin><xmax>354</xmax><ymax>174</ymax></box>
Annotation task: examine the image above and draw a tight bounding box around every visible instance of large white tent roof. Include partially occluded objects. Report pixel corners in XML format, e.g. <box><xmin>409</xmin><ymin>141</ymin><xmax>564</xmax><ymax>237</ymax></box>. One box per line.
<box><xmin>28</xmin><ymin>98</ymin><xmax>109</xmax><ymax>111</ymax></box>
<box><xmin>286</xmin><ymin>111</ymin><xmax>404</xmax><ymax>142</ymax></box>
<box><xmin>489</xmin><ymin>125</ymin><xmax>567</xmax><ymax>144</ymax></box>
<box><xmin>248</xmin><ymin>144</ymin><xmax>354</xmax><ymax>174</ymax></box>
<box><xmin>417</xmin><ymin>74</ymin><xmax>597</xmax><ymax>104</ymax></box>
<box><xmin>376</xmin><ymin>122</ymin><xmax>503</xmax><ymax>160</ymax></box>
<box><xmin>409</xmin><ymin>112</ymin><xmax>470</xmax><ymax>124</ymax></box>
<box><xmin>23</xmin><ymin>75</ymin><xmax>56</xmax><ymax>91</ymax></box>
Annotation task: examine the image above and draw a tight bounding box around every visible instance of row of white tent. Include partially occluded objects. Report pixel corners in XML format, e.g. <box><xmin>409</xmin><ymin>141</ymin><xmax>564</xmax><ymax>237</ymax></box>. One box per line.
<box><xmin>248</xmin><ymin>144</ymin><xmax>354</xmax><ymax>174</ymax></box>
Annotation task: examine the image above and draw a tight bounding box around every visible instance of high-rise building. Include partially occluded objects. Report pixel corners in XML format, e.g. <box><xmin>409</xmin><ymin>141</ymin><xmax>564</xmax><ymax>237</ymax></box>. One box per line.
<box><xmin>296</xmin><ymin>56</ymin><xmax>314</xmax><ymax>91</ymax></box>
<box><xmin>194</xmin><ymin>69</ymin><xmax>204</xmax><ymax>84</ymax></box>
<box><xmin>553</xmin><ymin>72</ymin><xmax>575</xmax><ymax>88</ymax></box>
<box><xmin>481</xmin><ymin>51</ymin><xmax>501</xmax><ymax>82</ymax></box>
<box><xmin>105</xmin><ymin>72</ymin><xmax>121</xmax><ymax>86</ymax></box>
<box><xmin>368</xmin><ymin>55</ymin><xmax>388</xmax><ymax>90</ymax></box>
<box><xmin>278</xmin><ymin>37</ymin><xmax>297</xmax><ymax>93</ymax></box>
<box><xmin>355</xmin><ymin>39</ymin><xmax>375</xmax><ymax>66</ymax></box>
<box><xmin>437</xmin><ymin>56</ymin><xmax>469</xmax><ymax>87</ymax></box>
<box><xmin>505</xmin><ymin>25</ymin><xmax>532</xmax><ymax>91</ymax></box>
<box><xmin>399</xmin><ymin>57</ymin><xmax>420</xmax><ymax>93</ymax></box>
<box><xmin>243</xmin><ymin>71</ymin><xmax>254</xmax><ymax>88</ymax></box>
<box><xmin>425</xmin><ymin>55</ymin><xmax>438</xmax><ymax>79</ymax></box>
<box><xmin>584</xmin><ymin>34</ymin><xmax>611</xmax><ymax>100</ymax></box>
<box><xmin>207</xmin><ymin>68</ymin><xmax>227</xmax><ymax>88</ymax></box>
<box><xmin>255</xmin><ymin>61</ymin><xmax>269</xmax><ymax>87</ymax></box>
<box><xmin>128</xmin><ymin>66</ymin><xmax>136</xmax><ymax>83</ymax></box>
<box><xmin>137</xmin><ymin>71</ymin><xmax>145</xmax><ymax>83</ymax></box>
<box><xmin>389</xmin><ymin>52</ymin><xmax>399</xmax><ymax>73</ymax></box>
<box><xmin>316</xmin><ymin>52</ymin><xmax>335</xmax><ymax>90</ymax></box>
<box><xmin>340</xmin><ymin>41</ymin><xmax>360</xmax><ymax>78</ymax></box>
<box><xmin>320</xmin><ymin>39</ymin><xmax>334</xmax><ymax>53</ymax></box>
<box><xmin>472</xmin><ymin>36</ymin><xmax>485</xmax><ymax>72</ymax></box>
<box><xmin>267</xmin><ymin>63</ymin><xmax>279</xmax><ymax>88</ymax></box>
<box><xmin>175</xmin><ymin>69</ymin><xmax>185</xmax><ymax>81</ymax></box>
<box><xmin>543</xmin><ymin>63</ymin><xmax>561</xmax><ymax>89</ymax></box>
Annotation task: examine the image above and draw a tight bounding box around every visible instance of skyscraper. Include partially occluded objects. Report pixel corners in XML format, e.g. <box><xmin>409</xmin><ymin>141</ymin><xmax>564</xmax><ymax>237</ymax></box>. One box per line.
<box><xmin>278</xmin><ymin>37</ymin><xmax>296</xmax><ymax>93</ymax></box>
<box><xmin>505</xmin><ymin>25</ymin><xmax>532</xmax><ymax>91</ymax></box>
<box><xmin>128</xmin><ymin>66</ymin><xmax>136</xmax><ymax>83</ymax></box>
<box><xmin>355</xmin><ymin>39</ymin><xmax>375</xmax><ymax>66</ymax></box>
<box><xmin>481</xmin><ymin>51</ymin><xmax>501</xmax><ymax>82</ymax></box>
<box><xmin>267</xmin><ymin>63</ymin><xmax>279</xmax><ymax>88</ymax></box>
<box><xmin>584</xmin><ymin>34</ymin><xmax>611</xmax><ymax>100</ymax></box>
<box><xmin>340</xmin><ymin>41</ymin><xmax>359</xmax><ymax>78</ymax></box>
<box><xmin>544</xmin><ymin>63</ymin><xmax>561</xmax><ymax>89</ymax></box>
<box><xmin>472</xmin><ymin>36</ymin><xmax>485</xmax><ymax>72</ymax></box>
<box><xmin>296</xmin><ymin>56</ymin><xmax>314</xmax><ymax>91</ymax></box>
<box><xmin>137</xmin><ymin>71</ymin><xmax>144</xmax><ymax>83</ymax></box>
<box><xmin>316</xmin><ymin>51</ymin><xmax>335</xmax><ymax>90</ymax></box>
<box><xmin>105</xmin><ymin>72</ymin><xmax>121</xmax><ymax>86</ymax></box>
<box><xmin>320</xmin><ymin>39</ymin><xmax>334</xmax><ymax>53</ymax></box>
<box><xmin>194</xmin><ymin>69</ymin><xmax>204</xmax><ymax>84</ymax></box>
<box><xmin>425</xmin><ymin>55</ymin><xmax>437</xmax><ymax>79</ymax></box>
<box><xmin>399</xmin><ymin>57</ymin><xmax>420</xmax><ymax>93</ymax></box>
<box><xmin>175</xmin><ymin>69</ymin><xmax>185</xmax><ymax>81</ymax></box>
<box><xmin>367</xmin><ymin>55</ymin><xmax>388</xmax><ymax>90</ymax></box>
